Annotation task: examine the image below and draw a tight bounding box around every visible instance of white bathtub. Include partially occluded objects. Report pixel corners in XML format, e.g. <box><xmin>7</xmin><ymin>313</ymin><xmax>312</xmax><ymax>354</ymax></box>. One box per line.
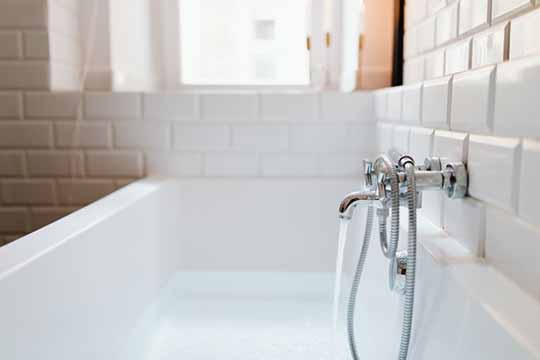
<box><xmin>1</xmin><ymin>178</ymin><xmax>539</xmax><ymax>359</ymax></box>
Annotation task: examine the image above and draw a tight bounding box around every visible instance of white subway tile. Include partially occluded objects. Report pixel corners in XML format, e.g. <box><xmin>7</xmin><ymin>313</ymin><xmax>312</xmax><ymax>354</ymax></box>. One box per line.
<box><xmin>86</xmin><ymin>151</ymin><xmax>143</xmax><ymax>177</ymax></box>
<box><xmin>84</xmin><ymin>93</ymin><xmax>141</xmax><ymax>120</ymax></box>
<box><xmin>27</xmin><ymin>151</ymin><xmax>84</xmax><ymax>177</ymax></box>
<box><xmin>114</xmin><ymin>123</ymin><xmax>171</xmax><ymax>149</ymax></box>
<box><xmin>459</xmin><ymin>0</ymin><xmax>489</xmax><ymax>35</ymax></box>
<box><xmin>57</xmin><ymin>179</ymin><xmax>115</xmax><ymax>205</ymax></box>
<box><xmin>142</xmin><ymin>93</ymin><xmax>198</xmax><ymax>121</ymax></box>
<box><xmin>55</xmin><ymin>122</ymin><xmax>112</xmax><ymax>148</ymax></box>
<box><xmin>0</xmin><ymin>207</ymin><xmax>28</xmax><ymax>233</ymax></box>
<box><xmin>408</xmin><ymin>0</ymin><xmax>428</xmax><ymax>24</ymax></box>
<box><xmin>433</xmin><ymin>130</ymin><xmax>468</xmax><ymax>161</ymax></box>
<box><xmin>518</xmin><ymin>139</ymin><xmax>540</xmax><ymax>227</ymax></box>
<box><xmin>393</xmin><ymin>125</ymin><xmax>411</xmax><ymax>153</ymax></box>
<box><xmin>402</xmin><ymin>84</ymin><xmax>422</xmax><ymax>124</ymax></box>
<box><xmin>492</xmin><ymin>0</ymin><xmax>532</xmax><ymax>21</ymax></box>
<box><xmin>290</xmin><ymin>125</ymin><xmax>373</xmax><ymax>153</ymax></box>
<box><xmin>24</xmin><ymin>92</ymin><xmax>81</xmax><ymax>118</ymax></box>
<box><xmin>0</xmin><ymin>92</ymin><xmax>21</xmax><ymax>118</ymax></box>
<box><xmin>443</xmin><ymin>197</ymin><xmax>485</xmax><ymax>256</ymax></box>
<box><xmin>387</xmin><ymin>87</ymin><xmax>403</xmax><ymax>122</ymax></box>
<box><xmin>494</xmin><ymin>56</ymin><xmax>540</xmax><ymax>138</ymax></box>
<box><xmin>174</xmin><ymin>125</ymin><xmax>230</xmax><ymax>151</ymax></box>
<box><xmin>377</xmin><ymin>123</ymin><xmax>394</xmax><ymax>153</ymax></box>
<box><xmin>232</xmin><ymin>125</ymin><xmax>288</xmax><ymax>152</ymax></box>
<box><xmin>83</xmin><ymin>70</ymin><xmax>112</xmax><ymax>91</ymax></box>
<box><xmin>409</xmin><ymin>127</ymin><xmax>434</xmax><ymax>161</ymax></box>
<box><xmin>421</xmin><ymin>192</ymin><xmax>444</xmax><ymax>227</ymax></box>
<box><xmin>0</xmin><ymin>61</ymin><xmax>49</xmax><ymax>90</ymax></box>
<box><xmin>436</xmin><ymin>3</ymin><xmax>459</xmax><ymax>45</ymax></box>
<box><xmin>451</xmin><ymin>66</ymin><xmax>495</xmax><ymax>133</ymax></box>
<box><xmin>320</xmin><ymin>92</ymin><xmax>373</xmax><ymax>123</ymax></box>
<box><xmin>200</xmin><ymin>94</ymin><xmax>257</xmax><ymax>122</ymax></box>
<box><xmin>374</xmin><ymin>90</ymin><xmax>387</xmax><ymax>121</ymax></box>
<box><xmin>422</xmin><ymin>76</ymin><xmax>451</xmax><ymax>129</ymax></box>
<box><xmin>468</xmin><ymin>135</ymin><xmax>520</xmax><ymax>210</ymax></box>
<box><xmin>0</xmin><ymin>151</ymin><xmax>24</xmax><ymax>176</ymax></box>
<box><xmin>445</xmin><ymin>39</ymin><xmax>471</xmax><ymax>75</ymax></box>
<box><xmin>510</xmin><ymin>8</ymin><xmax>540</xmax><ymax>60</ymax></box>
<box><xmin>0</xmin><ymin>31</ymin><xmax>22</xmax><ymax>59</ymax></box>
<box><xmin>417</xmin><ymin>17</ymin><xmax>436</xmax><ymax>52</ymax></box>
<box><xmin>405</xmin><ymin>29</ymin><xmax>418</xmax><ymax>58</ymax></box>
<box><xmin>0</xmin><ymin>122</ymin><xmax>52</xmax><ymax>148</ymax></box>
<box><xmin>30</xmin><ymin>207</ymin><xmax>75</xmax><ymax>230</ymax></box>
<box><xmin>145</xmin><ymin>152</ymin><xmax>203</xmax><ymax>177</ymax></box>
<box><xmin>23</xmin><ymin>31</ymin><xmax>49</xmax><ymax>59</ymax></box>
<box><xmin>404</xmin><ymin>56</ymin><xmax>425</xmax><ymax>84</ymax></box>
<box><xmin>406</xmin><ymin>4</ymin><xmax>414</xmax><ymax>29</ymax></box>
<box><xmin>0</xmin><ymin>0</ymin><xmax>48</xmax><ymax>28</ymax></box>
<box><xmin>261</xmin><ymin>154</ymin><xmax>319</xmax><ymax>176</ymax></box>
<box><xmin>205</xmin><ymin>152</ymin><xmax>258</xmax><ymax>176</ymax></box>
<box><xmin>424</xmin><ymin>49</ymin><xmax>445</xmax><ymax>80</ymax></box>
<box><xmin>486</xmin><ymin>207</ymin><xmax>540</xmax><ymax>300</ymax></box>
<box><xmin>428</xmin><ymin>0</ymin><xmax>447</xmax><ymax>15</ymax></box>
<box><xmin>260</xmin><ymin>94</ymin><xmax>317</xmax><ymax>122</ymax></box>
<box><xmin>2</xmin><ymin>179</ymin><xmax>56</xmax><ymax>205</ymax></box>
<box><xmin>318</xmin><ymin>154</ymin><xmax>364</xmax><ymax>177</ymax></box>
<box><xmin>472</xmin><ymin>23</ymin><xmax>510</xmax><ymax>68</ymax></box>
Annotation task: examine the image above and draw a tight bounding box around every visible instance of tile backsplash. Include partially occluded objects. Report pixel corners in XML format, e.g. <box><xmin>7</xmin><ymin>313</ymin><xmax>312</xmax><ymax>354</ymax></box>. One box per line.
<box><xmin>0</xmin><ymin>91</ymin><xmax>375</xmax><ymax>244</ymax></box>
<box><xmin>381</xmin><ymin>0</ymin><xmax>540</xmax><ymax>301</ymax></box>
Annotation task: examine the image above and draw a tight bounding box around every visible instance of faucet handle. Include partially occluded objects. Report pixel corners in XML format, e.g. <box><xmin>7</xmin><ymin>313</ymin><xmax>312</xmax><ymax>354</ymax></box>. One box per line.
<box><xmin>363</xmin><ymin>159</ymin><xmax>374</xmax><ymax>187</ymax></box>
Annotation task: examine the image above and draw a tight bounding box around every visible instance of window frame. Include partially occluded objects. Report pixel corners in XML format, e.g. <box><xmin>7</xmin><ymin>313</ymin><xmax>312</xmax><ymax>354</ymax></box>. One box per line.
<box><xmin>161</xmin><ymin>0</ymin><xmax>332</xmax><ymax>91</ymax></box>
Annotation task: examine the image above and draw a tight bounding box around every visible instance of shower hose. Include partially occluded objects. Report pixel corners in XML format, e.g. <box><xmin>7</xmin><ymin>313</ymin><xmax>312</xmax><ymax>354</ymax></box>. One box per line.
<box><xmin>346</xmin><ymin>164</ymin><xmax>417</xmax><ymax>360</ymax></box>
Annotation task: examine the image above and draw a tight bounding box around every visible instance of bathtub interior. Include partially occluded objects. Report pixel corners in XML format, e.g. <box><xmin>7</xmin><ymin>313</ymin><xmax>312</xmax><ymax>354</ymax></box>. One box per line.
<box><xmin>0</xmin><ymin>178</ymin><xmax>539</xmax><ymax>360</ymax></box>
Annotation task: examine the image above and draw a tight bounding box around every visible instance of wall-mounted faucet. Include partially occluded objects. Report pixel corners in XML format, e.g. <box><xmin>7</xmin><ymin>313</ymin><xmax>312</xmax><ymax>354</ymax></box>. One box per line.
<box><xmin>339</xmin><ymin>153</ymin><xmax>468</xmax><ymax>220</ymax></box>
<box><xmin>337</xmin><ymin>150</ymin><xmax>468</xmax><ymax>360</ymax></box>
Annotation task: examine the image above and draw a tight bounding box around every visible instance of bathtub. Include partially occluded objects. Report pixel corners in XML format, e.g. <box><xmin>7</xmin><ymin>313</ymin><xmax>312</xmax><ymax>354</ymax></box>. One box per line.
<box><xmin>1</xmin><ymin>178</ymin><xmax>539</xmax><ymax>360</ymax></box>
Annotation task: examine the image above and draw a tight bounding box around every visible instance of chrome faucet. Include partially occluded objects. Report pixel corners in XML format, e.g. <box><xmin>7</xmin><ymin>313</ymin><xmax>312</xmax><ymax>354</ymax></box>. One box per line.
<box><xmin>337</xmin><ymin>150</ymin><xmax>469</xmax><ymax>360</ymax></box>
<box><xmin>338</xmin><ymin>151</ymin><xmax>468</xmax><ymax>220</ymax></box>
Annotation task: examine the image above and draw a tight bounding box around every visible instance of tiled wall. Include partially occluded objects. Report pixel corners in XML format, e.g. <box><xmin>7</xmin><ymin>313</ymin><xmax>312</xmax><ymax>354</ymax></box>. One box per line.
<box><xmin>379</xmin><ymin>0</ymin><xmax>540</xmax><ymax>300</ymax></box>
<box><xmin>0</xmin><ymin>0</ymin><xmax>81</xmax><ymax>91</ymax></box>
<box><xmin>0</xmin><ymin>91</ymin><xmax>375</xmax><ymax>245</ymax></box>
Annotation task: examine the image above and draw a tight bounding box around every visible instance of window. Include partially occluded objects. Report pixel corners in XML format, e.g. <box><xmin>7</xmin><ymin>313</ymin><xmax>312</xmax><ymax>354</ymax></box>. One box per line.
<box><xmin>178</xmin><ymin>0</ymin><xmax>311</xmax><ymax>86</ymax></box>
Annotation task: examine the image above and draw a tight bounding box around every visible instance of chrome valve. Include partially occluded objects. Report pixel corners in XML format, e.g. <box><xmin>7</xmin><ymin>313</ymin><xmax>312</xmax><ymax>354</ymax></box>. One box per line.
<box><xmin>339</xmin><ymin>150</ymin><xmax>468</xmax><ymax>218</ymax></box>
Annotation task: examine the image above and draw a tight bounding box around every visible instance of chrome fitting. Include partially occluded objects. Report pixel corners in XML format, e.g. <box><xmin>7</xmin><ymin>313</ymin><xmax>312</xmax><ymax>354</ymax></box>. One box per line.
<box><xmin>398</xmin><ymin>154</ymin><xmax>415</xmax><ymax>168</ymax></box>
<box><xmin>389</xmin><ymin>251</ymin><xmax>407</xmax><ymax>294</ymax></box>
<box><xmin>444</xmin><ymin>162</ymin><xmax>468</xmax><ymax>199</ymax></box>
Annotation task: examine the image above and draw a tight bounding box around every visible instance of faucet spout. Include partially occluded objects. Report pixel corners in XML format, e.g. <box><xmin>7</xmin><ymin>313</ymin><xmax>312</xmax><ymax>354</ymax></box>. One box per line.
<box><xmin>338</xmin><ymin>191</ymin><xmax>379</xmax><ymax>220</ymax></box>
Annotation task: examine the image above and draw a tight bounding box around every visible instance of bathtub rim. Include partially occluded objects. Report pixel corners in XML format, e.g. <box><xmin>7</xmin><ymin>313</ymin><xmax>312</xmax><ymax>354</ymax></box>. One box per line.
<box><xmin>0</xmin><ymin>177</ymin><xmax>173</xmax><ymax>281</ymax></box>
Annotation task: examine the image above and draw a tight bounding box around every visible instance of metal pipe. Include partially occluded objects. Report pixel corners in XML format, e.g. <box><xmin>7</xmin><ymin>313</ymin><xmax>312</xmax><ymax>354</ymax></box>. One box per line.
<box><xmin>412</xmin><ymin>171</ymin><xmax>445</xmax><ymax>190</ymax></box>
